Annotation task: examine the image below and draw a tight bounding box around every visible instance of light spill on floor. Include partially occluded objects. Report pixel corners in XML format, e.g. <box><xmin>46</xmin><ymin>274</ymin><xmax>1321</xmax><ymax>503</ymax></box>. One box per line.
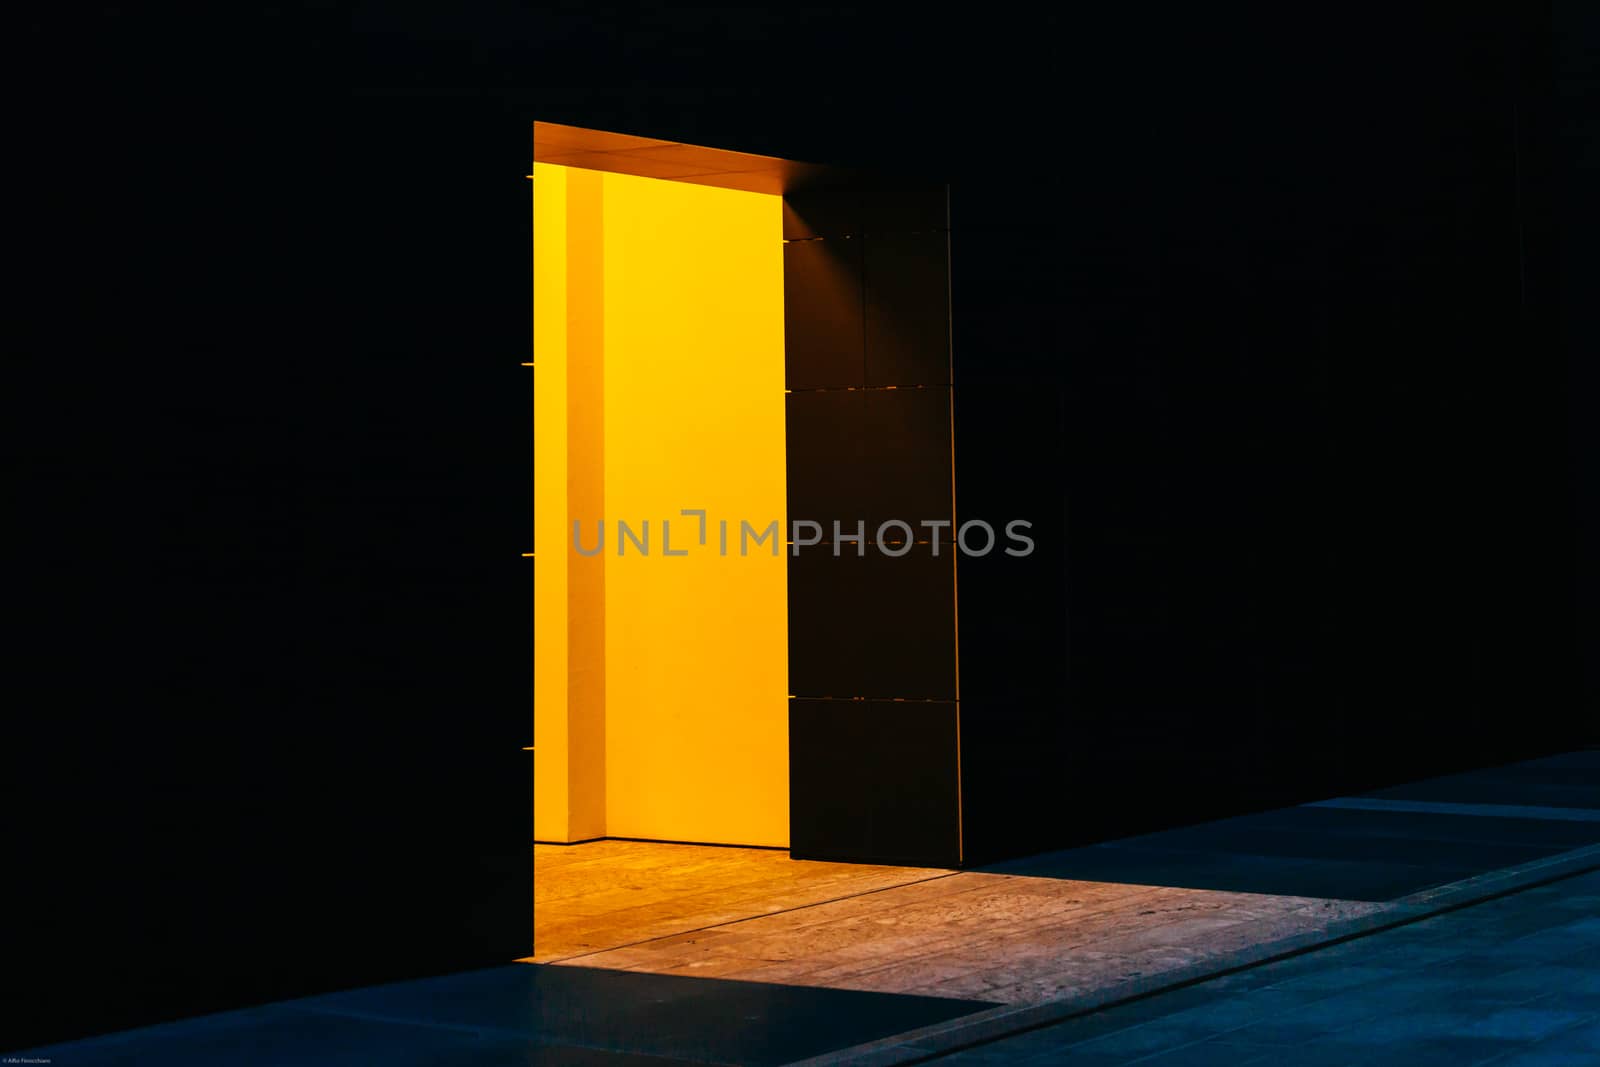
<box><xmin>526</xmin><ymin>839</ymin><xmax>1388</xmax><ymax>1004</ymax></box>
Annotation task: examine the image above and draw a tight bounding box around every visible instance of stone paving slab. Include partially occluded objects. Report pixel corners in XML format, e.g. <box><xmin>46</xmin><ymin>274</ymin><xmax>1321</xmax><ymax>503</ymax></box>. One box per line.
<box><xmin>531</xmin><ymin>839</ymin><xmax>955</xmax><ymax>962</ymax></box>
<box><xmin>914</xmin><ymin>869</ymin><xmax>1600</xmax><ymax>1067</ymax></box>
<box><xmin>542</xmin><ymin>863</ymin><xmax>1385</xmax><ymax>1006</ymax></box>
<box><xmin>788</xmin><ymin>753</ymin><xmax>1600</xmax><ymax>1067</ymax></box>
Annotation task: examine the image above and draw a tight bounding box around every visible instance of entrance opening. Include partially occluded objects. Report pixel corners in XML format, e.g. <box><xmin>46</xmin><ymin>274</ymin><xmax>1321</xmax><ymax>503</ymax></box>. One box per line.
<box><xmin>532</xmin><ymin>152</ymin><xmax>789</xmax><ymax>848</ymax></box>
<box><xmin>530</xmin><ymin>119</ymin><xmax>958</xmax><ymax>964</ymax></box>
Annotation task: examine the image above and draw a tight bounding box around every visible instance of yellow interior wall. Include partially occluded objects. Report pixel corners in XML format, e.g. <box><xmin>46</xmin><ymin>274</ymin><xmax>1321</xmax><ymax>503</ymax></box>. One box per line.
<box><xmin>533</xmin><ymin>162</ymin><xmax>789</xmax><ymax>848</ymax></box>
<box><xmin>600</xmin><ymin>170</ymin><xmax>788</xmax><ymax>846</ymax></box>
<box><xmin>563</xmin><ymin>167</ymin><xmax>610</xmax><ymax>841</ymax></box>
<box><xmin>532</xmin><ymin>163</ymin><xmax>570</xmax><ymax>842</ymax></box>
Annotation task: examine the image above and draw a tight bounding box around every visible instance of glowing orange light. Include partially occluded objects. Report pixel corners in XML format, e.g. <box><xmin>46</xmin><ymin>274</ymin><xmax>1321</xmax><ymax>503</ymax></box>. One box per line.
<box><xmin>534</xmin><ymin>162</ymin><xmax>788</xmax><ymax>848</ymax></box>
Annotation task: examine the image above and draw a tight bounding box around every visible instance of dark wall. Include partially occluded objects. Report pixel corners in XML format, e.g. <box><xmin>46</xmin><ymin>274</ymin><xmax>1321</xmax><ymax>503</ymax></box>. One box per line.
<box><xmin>954</xmin><ymin>2</ymin><xmax>1587</xmax><ymax>859</ymax></box>
<box><xmin>9</xmin><ymin>97</ymin><xmax>534</xmax><ymax>1049</ymax></box>
<box><xmin>1552</xmin><ymin>0</ymin><xmax>1600</xmax><ymax>736</ymax></box>
<box><xmin>10</xmin><ymin>0</ymin><xmax>1590</xmax><ymax>1050</ymax></box>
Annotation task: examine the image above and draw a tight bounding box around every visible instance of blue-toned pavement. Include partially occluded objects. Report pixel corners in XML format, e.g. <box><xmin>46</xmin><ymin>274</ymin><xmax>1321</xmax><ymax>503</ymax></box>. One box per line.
<box><xmin>928</xmin><ymin>869</ymin><xmax>1600</xmax><ymax>1066</ymax></box>
<box><xmin>17</xmin><ymin>751</ymin><xmax>1599</xmax><ymax>1066</ymax></box>
<box><xmin>10</xmin><ymin>968</ymin><xmax>994</xmax><ymax>1066</ymax></box>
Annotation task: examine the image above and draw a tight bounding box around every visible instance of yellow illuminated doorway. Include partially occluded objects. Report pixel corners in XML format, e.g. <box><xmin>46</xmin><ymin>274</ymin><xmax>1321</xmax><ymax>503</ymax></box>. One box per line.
<box><xmin>532</xmin><ymin>162</ymin><xmax>789</xmax><ymax>848</ymax></box>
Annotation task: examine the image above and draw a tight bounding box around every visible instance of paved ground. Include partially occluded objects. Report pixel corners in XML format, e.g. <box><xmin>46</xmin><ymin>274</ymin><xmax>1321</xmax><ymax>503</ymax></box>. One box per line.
<box><xmin>529</xmin><ymin>839</ymin><xmax>950</xmax><ymax>963</ymax></box>
<box><xmin>528</xmin><ymin>754</ymin><xmax>1598</xmax><ymax>1008</ymax></box>
<box><xmin>16</xmin><ymin>751</ymin><xmax>1598</xmax><ymax>1065</ymax></box>
<box><xmin>927</xmin><ymin>868</ymin><xmax>1600</xmax><ymax>1066</ymax></box>
<box><xmin>540</xmin><ymin>862</ymin><xmax>1382</xmax><ymax>1005</ymax></box>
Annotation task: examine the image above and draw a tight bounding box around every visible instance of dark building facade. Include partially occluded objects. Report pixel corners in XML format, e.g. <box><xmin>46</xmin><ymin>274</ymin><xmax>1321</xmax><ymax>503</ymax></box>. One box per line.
<box><xmin>9</xmin><ymin>0</ymin><xmax>1594</xmax><ymax>1052</ymax></box>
